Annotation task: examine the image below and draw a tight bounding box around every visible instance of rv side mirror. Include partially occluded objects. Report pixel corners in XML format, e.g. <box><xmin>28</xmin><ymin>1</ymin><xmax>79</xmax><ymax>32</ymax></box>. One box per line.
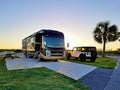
<box><xmin>67</xmin><ymin>43</ymin><xmax>69</xmax><ymax>48</ymax></box>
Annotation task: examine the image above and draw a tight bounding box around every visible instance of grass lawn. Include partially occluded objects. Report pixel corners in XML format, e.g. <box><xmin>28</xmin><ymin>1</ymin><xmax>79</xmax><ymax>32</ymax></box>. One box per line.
<box><xmin>0</xmin><ymin>56</ymin><xmax>88</xmax><ymax>90</ymax></box>
<box><xmin>64</xmin><ymin>57</ymin><xmax>117</xmax><ymax>69</ymax></box>
<box><xmin>0</xmin><ymin>56</ymin><xmax>117</xmax><ymax>90</ymax></box>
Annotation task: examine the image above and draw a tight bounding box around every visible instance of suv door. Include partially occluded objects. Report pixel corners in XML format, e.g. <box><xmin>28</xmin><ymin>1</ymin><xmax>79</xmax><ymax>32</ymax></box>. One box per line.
<box><xmin>72</xmin><ymin>47</ymin><xmax>77</xmax><ymax>57</ymax></box>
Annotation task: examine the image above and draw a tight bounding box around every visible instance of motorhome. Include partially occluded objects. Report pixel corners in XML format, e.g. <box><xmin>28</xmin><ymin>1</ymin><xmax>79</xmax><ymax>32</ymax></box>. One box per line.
<box><xmin>22</xmin><ymin>29</ymin><xmax>65</xmax><ymax>60</ymax></box>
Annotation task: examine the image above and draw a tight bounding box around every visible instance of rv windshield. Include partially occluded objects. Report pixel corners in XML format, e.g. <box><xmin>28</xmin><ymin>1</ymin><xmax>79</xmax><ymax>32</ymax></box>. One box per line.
<box><xmin>44</xmin><ymin>36</ymin><xmax>64</xmax><ymax>48</ymax></box>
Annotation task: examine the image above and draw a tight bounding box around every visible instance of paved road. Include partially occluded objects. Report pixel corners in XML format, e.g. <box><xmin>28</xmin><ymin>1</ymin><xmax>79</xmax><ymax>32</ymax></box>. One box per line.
<box><xmin>82</xmin><ymin>68</ymin><xmax>114</xmax><ymax>90</ymax></box>
<box><xmin>104</xmin><ymin>59</ymin><xmax>120</xmax><ymax>90</ymax></box>
<box><xmin>82</xmin><ymin>56</ymin><xmax>120</xmax><ymax>90</ymax></box>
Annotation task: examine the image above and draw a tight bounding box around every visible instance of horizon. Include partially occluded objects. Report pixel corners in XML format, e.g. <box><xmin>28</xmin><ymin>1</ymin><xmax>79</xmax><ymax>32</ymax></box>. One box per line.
<box><xmin>0</xmin><ymin>0</ymin><xmax>120</xmax><ymax>50</ymax></box>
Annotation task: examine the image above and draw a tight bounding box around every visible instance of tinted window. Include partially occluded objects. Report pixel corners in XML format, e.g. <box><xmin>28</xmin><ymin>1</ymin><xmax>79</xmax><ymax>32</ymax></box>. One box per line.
<box><xmin>81</xmin><ymin>47</ymin><xmax>96</xmax><ymax>52</ymax></box>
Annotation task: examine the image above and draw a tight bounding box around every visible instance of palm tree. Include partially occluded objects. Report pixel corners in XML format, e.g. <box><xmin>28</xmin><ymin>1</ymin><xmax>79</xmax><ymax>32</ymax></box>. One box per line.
<box><xmin>118</xmin><ymin>32</ymin><xmax>120</xmax><ymax>41</ymax></box>
<box><xmin>93</xmin><ymin>21</ymin><xmax>119</xmax><ymax>57</ymax></box>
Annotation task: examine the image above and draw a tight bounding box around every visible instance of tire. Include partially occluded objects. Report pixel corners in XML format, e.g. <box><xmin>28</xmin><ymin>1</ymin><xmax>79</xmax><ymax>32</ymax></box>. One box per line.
<box><xmin>90</xmin><ymin>57</ymin><xmax>96</xmax><ymax>62</ymax></box>
<box><xmin>90</xmin><ymin>50</ymin><xmax>97</xmax><ymax>62</ymax></box>
<box><xmin>38</xmin><ymin>53</ymin><xmax>43</xmax><ymax>61</ymax></box>
<box><xmin>39</xmin><ymin>54</ymin><xmax>44</xmax><ymax>61</ymax></box>
<box><xmin>3</xmin><ymin>57</ymin><xmax>5</xmax><ymax>60</ymax></box>
<box><xmin>75</xmin><ymin>57</ymin><xmax>79</xmax><ymax>60</ymax></box>
<box><xmin>79</xmin><ymin>54</ymin><xmax>86</xmax><ymax>62</ymax></box>
<box><xmin>29</xmin><ymin>55</ymin><xmax>33</xmax><ymax>58</ymax></box>
<box><xmin>12</xmin><ymin>57</ymin><xmax>14</xmax><ymax>59</ymax></box>
<box><xmin>34</xmin><ymin>54</ymin><xmax>39</xmax><ymax>59</ymax></box>
<box><xmin>66</xmin><ymin>53</ymin><xmax>71</xmax><ymax>60</ymax></box>
<box><xmin>54</xmin><ymin>59</ymin><xmax>58</xmax><ymax>62</ymax></box>
<box><xmin>40</xmin><ymin>58</ymin><xmax>44</xmax><ymax>61</ymax></box>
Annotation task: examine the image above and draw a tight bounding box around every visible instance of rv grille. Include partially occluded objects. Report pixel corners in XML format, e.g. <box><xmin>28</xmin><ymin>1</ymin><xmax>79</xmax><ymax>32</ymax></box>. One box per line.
<box><xmin>51</xmin><ymin>50</ymin><xmax>63</xmax><ymax>56</ymax></box>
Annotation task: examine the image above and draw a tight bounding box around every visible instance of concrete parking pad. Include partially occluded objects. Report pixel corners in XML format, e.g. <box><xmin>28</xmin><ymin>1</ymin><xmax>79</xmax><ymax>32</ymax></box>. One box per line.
<box><xmin>5</xmin><ymin>58</ymin><xmax>43</xmax><ymax>70</ymax></box>
<box><xmin>43</xmin><ymin>60</ymin><xmax>97</xmax><ymax>80</ymax></box>
<box><xmin>6</xmin><ymin>58</ymin><xmax>96</xmax><ymax>80</ymax></box>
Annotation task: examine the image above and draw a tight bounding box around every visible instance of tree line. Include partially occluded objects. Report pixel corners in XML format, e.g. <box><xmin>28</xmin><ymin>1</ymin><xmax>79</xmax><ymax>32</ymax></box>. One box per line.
<box><xmin>0</xmin><ymin>49</ymin><xmax>22</xmax><ymax>53</ymax></box>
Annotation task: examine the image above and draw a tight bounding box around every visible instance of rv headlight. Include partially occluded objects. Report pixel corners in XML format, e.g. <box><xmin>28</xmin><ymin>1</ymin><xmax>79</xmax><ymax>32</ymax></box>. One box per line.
<box><xmin>46</xmin><ymin>50</ymin><xmax>51</xmax><ymax>56</ymax></box>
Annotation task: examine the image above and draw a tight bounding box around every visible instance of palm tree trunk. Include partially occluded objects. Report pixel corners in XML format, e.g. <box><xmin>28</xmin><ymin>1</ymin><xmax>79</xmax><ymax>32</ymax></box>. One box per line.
<box><xmin>103</xmin><ymin>41</ymin><xmax>106</xmax><ymax>57</ymax></box>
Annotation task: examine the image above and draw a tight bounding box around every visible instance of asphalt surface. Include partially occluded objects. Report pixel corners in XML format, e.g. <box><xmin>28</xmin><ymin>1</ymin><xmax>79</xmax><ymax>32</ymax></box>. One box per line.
<box><xmin>82</xmin><ymin>68</ymin><xmax>114</xmax><ymax>90</ymax></box>
<box><xmin>82</xmin><ymin>56</ymin><xmax>120</xmax><ymax>90</ymax></box>
<box><xmin>104</xmin><ymin>59</ymin><xmax>120</xmax><ymax>90</ymax></box>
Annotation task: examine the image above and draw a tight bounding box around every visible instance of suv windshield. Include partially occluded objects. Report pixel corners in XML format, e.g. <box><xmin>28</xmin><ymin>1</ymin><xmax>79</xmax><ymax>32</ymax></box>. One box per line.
<box><xmin>77</xmin><ymin>47</ymin><xmax>96</xmax><ymax>52</ymax></box>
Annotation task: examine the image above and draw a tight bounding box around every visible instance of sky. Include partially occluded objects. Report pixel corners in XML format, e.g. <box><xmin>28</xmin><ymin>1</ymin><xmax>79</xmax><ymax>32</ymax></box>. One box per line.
<box><xmin>0</xmin><ymin>0</ymin><xmax>120</xmax><ymax>50</ymax></box>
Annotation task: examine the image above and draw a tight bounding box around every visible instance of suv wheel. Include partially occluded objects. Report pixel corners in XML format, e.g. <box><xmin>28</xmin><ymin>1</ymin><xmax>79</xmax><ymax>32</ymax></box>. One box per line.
<box><xmin>90</xmin><ymin>50</ymin><xmax>97</xmax><ymax>62</ymax></box>
<box><xmin>79</xmin><ymin>54</ymin><xmax>86</xmax><ymax>62</ymax></box>
<box><xmin>90</xmin><ymin>57</ymin><xmax>96</xmax><ymax>62</ymax></box>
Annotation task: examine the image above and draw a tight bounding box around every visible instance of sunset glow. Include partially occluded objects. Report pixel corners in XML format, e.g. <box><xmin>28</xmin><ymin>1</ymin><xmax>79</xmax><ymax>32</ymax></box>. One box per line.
<box><xmin>0</xmin><ymin>0</ymin><xmax>120</xmax><ymax>50</ymax></box>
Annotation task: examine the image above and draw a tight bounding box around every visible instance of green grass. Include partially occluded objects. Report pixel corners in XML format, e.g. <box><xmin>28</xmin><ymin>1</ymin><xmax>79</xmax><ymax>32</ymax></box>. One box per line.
<box><xmin>64</xmin><ymin>57</ymin><xmax>117</xmax><ymax>69</ymax></box>
<box><xmin>0</xmin><ymin>56</ymin><xmax>117</xmax><ymax>90</ymax></box>
<box><xmin>0</xmin><ymin>56</ymin><xmax>88</xmax><ymax>90</ymax></box>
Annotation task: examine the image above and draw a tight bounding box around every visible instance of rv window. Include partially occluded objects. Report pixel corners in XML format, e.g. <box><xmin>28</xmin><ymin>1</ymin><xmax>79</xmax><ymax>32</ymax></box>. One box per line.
<box><xmin>45</xmin><ymin>33</ymin><xmax>64</xmax><ymax>38</ymax></box>
<box><xmin>36</xmin><ymin>34</ymin><xmax>42</xmax><ymax>42</ymax></box>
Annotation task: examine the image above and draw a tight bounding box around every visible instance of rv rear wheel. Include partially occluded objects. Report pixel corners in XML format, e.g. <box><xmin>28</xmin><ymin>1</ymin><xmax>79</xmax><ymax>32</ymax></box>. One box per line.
<box><xmin>39</xmin><ymin>58</ymin><xmax>43</xmax><ymax>61</ymax></box>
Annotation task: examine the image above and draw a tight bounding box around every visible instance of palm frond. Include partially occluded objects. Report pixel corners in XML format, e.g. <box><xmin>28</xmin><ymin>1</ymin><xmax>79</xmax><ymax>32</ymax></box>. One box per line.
<box><xmin>109</xmin><ymin>25</ymin><xmax>118</xmax><ymax>33</ymax></box>
<box><xmin>108</xmin><ymin>24</ymin><xmax>119</xmax><ymax>42</ymax></box>
<box><xmin>93</xmin><ymin>35</ymin><xmax>102</xmax><ymax>43</ymax></box>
